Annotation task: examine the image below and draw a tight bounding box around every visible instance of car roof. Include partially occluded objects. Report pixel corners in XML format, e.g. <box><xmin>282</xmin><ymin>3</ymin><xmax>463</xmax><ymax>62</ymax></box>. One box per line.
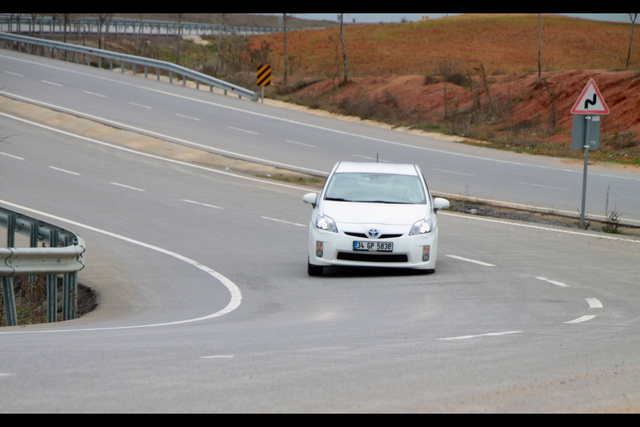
<box><xmin>332</xmin><ymin>162</ymin><xmax>421</xmax><ymax>176</ymax></box>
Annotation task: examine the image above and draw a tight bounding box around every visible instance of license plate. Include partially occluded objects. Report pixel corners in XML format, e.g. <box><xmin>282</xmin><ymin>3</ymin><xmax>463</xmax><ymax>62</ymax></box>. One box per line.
<box><xmin>353</xmin><ymin>241</ymin><xmax>393</xmax><ymax>252</ymax></box>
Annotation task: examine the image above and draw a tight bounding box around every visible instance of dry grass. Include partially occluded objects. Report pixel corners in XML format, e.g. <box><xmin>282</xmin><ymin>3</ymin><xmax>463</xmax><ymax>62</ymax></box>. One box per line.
<box><xmin>249</xmin><ymin>14</ymin><xmax>640</xmax><ymax>77</ymax></box>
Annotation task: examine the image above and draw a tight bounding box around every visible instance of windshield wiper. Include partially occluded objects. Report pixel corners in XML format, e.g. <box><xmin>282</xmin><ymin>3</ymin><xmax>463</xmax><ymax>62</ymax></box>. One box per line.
<box><xmin>326</xmin><ymin>197</ymin><xmax>413</xmax><ymax>204</ymax></box>
<box><xmin>359</xmin><ymin>200</ymin><xmax>411</xmax><ymax>204</ymax></box>
<box><xmin>324</xmin><ymin>197</ymin><xmax>353</xmax><ymax>202</ymax></box>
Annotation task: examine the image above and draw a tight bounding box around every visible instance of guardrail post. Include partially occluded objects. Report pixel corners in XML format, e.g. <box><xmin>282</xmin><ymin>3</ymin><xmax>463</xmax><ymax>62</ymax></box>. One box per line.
<box><xmin>2</xmin><ymin>277</ymin><xmax>18</xmax><ymax>326</ymax></box>
<box><xmin>3</xmin><ymin>214</ymin><xmax>18</xmax><ymax>325</ymax></box>
<box><xmin>29</xmin><ymin>221</ymin><xmax>39</xmax><ymax>284</ymax></box>
<box><xmin>6</xmin><ymin>214</ymin><xmax>16</xmax><ymax>247</ymax></box>
<box><xmin>62</xmin><ymin>236</ymin><xmax>77</xmax><ymax>320</ymax></box>
<box><xmin>46</xmin><ymin>230</ymin><xmax>59</xmax><ymax>322</ymax></box>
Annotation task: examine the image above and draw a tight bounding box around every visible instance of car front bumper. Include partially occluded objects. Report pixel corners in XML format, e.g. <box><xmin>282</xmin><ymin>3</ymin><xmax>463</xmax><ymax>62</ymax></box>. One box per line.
<box><xmin>308</xmin><ymin>226</ymin><xmax>439</xmax><ymax>270</ymax></box>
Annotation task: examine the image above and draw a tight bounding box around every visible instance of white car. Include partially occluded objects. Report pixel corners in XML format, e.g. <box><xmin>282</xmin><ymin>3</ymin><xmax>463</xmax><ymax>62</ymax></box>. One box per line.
<box><xmin>303</xmin><ymin>161</ymin><xmax>449</xmax><ymax>276</ymax></box>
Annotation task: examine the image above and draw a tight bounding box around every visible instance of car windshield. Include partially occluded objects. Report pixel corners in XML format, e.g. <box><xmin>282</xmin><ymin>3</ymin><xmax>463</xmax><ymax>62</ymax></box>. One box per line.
<box><xmin>324</xmin><ymin>172</ymin><xmax>426</xmax><ymax>204</ymax></box>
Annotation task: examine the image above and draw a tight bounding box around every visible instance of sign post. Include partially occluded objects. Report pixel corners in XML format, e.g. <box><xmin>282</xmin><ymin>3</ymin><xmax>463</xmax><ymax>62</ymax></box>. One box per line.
<box><xmin>570</xmin><ymin>78</ymin><xmax>610</xmax><ymax>228</ymax></box>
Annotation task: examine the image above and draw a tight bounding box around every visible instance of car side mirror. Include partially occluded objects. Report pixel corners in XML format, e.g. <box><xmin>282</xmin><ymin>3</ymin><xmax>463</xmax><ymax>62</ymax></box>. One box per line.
<box><xmin>303</xmin><ymin>192</ymin><xmax>318</xmax><ymax>208</ymax></box>
<box><xmin>433</xmin><ymin>197</ymin><xmax>450</xmax><ymax>213</ymax></box>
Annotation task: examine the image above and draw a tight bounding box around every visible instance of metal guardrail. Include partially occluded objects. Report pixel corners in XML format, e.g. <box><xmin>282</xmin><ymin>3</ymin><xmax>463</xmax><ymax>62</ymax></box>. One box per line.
<box><xmin>1</xmin><ymin>206</ymin><xmax>86</xmax><ymax>326</ymax></box>
<box><xmin>0</xmin><ymin>15</ymin><xmax>298</xmax><ymax>36</ymax></box>
<box><xmin>0</xmin><ymin>32</ymin><xmax>260</xmax><ymax>102</ymax></box>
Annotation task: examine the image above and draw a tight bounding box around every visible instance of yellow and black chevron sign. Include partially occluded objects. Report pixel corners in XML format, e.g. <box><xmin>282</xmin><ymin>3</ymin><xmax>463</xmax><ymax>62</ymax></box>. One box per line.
<box><xmin>256</xmin><ymin>64</ymin><xmax>271</xmax><ymax>87</ymax></box>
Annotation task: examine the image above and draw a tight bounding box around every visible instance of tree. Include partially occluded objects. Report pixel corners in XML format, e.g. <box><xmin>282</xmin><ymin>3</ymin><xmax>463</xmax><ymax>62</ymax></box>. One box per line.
<box><xmin>96</xmin><ymin>13</ymin><xmax>112</xmax><ymax>50</ymax></box>
<box><xmin>174</xmin><ymin>13</ymin><xmax>184</xmax><ymax>65</ymax></box>
<box><xmin>537</xmin><ymin>13</ymin><xmax>542</xmax><ymax>81</ymax></box>
<box><xmin>62</xmin><ymin>13</ymin><xmax>70</xmax><ymax>43</ymax></box>
<box><xmin>214</xmin><ymin>13</ymin><xmax>225</xmax><ymax>76</ymax></box>
<box><xmin>626</xmin><ymin>13</ymin><xmax>638</xmax><ymax>68</ymax></box>
<box><xmin>283</xmin><ymin>13</ymin><xmax>289</xmax><ymax>85</ymax></box>
<box><xmin>339</xmin><ymin>13</ymin><xmax>349</xmax><ymax>84</ymax></box>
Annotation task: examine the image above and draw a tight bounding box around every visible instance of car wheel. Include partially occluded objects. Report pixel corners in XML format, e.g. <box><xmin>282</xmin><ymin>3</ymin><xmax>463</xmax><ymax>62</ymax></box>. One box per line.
<box><xmin>307</xmin><ymin>260</ymin><xmax>324</xmax><ymax>276</ymax></box>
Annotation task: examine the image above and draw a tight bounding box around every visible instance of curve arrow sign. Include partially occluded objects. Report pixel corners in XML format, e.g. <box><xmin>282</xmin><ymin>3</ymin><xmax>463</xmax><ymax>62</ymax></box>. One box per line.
<box><xmin>570</xmin><ymin>78</ymin><xmax>610</xmax><ymax>115</ymax></box>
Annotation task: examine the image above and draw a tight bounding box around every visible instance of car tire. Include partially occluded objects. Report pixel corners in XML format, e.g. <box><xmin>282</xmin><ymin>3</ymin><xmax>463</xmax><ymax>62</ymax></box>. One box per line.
<box><xmin>307</xmin><ymin>260</ymin><xmax>324</xmax><ymax>276</ymax></box>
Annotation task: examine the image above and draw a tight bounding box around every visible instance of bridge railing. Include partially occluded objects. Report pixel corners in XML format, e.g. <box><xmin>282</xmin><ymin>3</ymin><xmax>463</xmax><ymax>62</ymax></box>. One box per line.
<box><xmin>0</xmin><ymin>14</ymin><xmax>296</xmax><ymax>36</ymax></box>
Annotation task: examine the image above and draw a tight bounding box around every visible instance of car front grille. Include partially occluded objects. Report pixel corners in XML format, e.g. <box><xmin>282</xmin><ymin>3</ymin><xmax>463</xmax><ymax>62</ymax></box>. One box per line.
<box><xmin>344</xmin><ymin>232</ymin><xmax>403</xmax><ymax>239</ymax></box>
<box><xmin>337</xmin><ymin>252</ymin><xmax>409</xmax><ymax>263</ymax></box>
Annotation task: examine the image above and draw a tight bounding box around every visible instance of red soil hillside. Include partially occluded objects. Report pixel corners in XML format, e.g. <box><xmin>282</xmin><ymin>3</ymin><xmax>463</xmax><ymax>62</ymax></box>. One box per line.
<box><xmin>300</xmin><ymin>68</ymin><xmax>640</xmax><ymax>143</ymax></box>
<box><xmin>247</xmin><ymin>14</ymin><xmax>640</xmax><ymax>163</ymax></box>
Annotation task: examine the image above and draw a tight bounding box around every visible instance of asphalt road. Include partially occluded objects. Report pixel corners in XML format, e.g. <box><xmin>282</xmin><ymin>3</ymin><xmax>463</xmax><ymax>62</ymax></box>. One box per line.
<box><xmin>2</xmin><ymin>48</ymin><xmax>639</xmax><ymax>225</ymax></box>
<box><xmin>1</xmin><ymin>48</ymin><xmax>640</xmax><ymax>412</ymax></box>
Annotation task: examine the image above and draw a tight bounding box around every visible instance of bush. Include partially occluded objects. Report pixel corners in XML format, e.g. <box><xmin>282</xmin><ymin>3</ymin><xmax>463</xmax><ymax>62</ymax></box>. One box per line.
<box><xmin>0</xmin><ymin>276</ymin><xmax>97</xmax><ymax>326</ymax></box>
<box><xmin>604</xmin><ymin>129</ymin><xmax>638</xmax><ymax>149</ymax></box>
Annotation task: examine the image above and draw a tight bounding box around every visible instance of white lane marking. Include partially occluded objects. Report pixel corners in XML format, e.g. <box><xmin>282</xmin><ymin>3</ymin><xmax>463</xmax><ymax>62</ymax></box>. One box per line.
<box><xmin>49</xmin><ymin>166</ymin><xmax>80</xmax><ymax>176</ymax></box>
<box><xmin>536</xmin><ymin>277</ymin><xmax>569</xmax><ymax>287</ymax></box>
<box><xmin>351</xmin><ymin>154</ymin><xmax>389</xmax><ymax>162</ymax></box>
<box><xmin>285</xmin><ymin>139</ymin><xmax>316</xmax><ymax>148</ymax></box>
<box><xmin>183</xmin><ymin>199</ymin><xmax>223</xmax><ymax>210</ymax></box>
<box><xmin>565</xmin><ymin>315</ymin><xmax>597</xmax><ymax>324</ymax></box>
<box><xmin>129</xmin><ymin>102</ymin><xmax>152</xmax><ymax>109</ymax></box>
<box><xmin>110</xmin><ymin>182</ymin><xmax>144</xmax><ymax>192</ymax></box>
<box><xmin>176</xmin><ymin>113</ymin><xmax>201</xmax><ymax>121</ymax></box>
<box><xmin>228</xmin><ymin>126</ymin><xmax>258</xmax><ymax>135</ymax></box>
<box><xmin>518</xmin><ymin>182</ymin><xmax>569</xmax><ymax>191</ymax></box>
<box><xmin>5</xmin><ymin>71</ymin><xmax>23</xmax><ymax>77</ymax></box>
<box><xmin>434</xmin><ymin>168</ymin><xmax>474</xmax><ymax>176</ymax></box>
<box><xmin>82</xmin><ymin>90</ymin><xmax>106</xmax><ymax>98</ymax></box>
<box><xmin>446</xmin><ymin>254</ymin><xmax>496</xmax><ymax>267</ymax></box>
<box><xmin>0</xmin><ymin>198</ymin><xmax>243</xmax><ymax>334</ymax></box>
<box><xmin>261</xmin><ymin>216</ymin><xmax>305</xmax><ymax>227</ymax></box>
<box><xmin>1</xmin><ymin>152</ymin><xmax>25</xmax><ymax>160</ymax></box>
<box><xmin>586</xmin><ymin>298</ymin><xmax>603</xmax><ymax>308</ymax></box>
<box><xmin>41</xmin><ymin>80</ymin><xmax>63</xmax><ymax>87</ymax></box>
<box><xmin>437</xmin><ymin>331</ymin><xmax>522</xmax><ymax>341</ymax></box>
<box><xmin>200</xmin><ymin>355</ymin><xmax>234</xmax><ymax>359</ymax></box>
<box><xmin>0</xmin><ymin>373</ymin><xmax>16</xmax><ymax>377</ymax></box>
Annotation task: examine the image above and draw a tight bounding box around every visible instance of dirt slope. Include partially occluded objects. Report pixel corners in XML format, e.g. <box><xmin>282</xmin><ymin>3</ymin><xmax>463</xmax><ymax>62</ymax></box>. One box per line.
<box><xmin>307</xmin><ymin>68</ymin><xmax>640</xmax><ymax>143</ymax></box>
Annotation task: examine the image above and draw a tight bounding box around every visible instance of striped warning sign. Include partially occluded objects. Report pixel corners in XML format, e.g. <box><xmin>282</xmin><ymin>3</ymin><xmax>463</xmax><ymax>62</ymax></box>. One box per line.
<box><xmin>257</xmin><ymin>65</ymin><xmax>271</xmax><ymax>87</ymax></box>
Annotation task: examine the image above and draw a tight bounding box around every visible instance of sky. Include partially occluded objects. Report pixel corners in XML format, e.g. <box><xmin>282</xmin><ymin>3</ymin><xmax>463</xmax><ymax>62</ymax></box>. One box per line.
<box><xmin>290</xmin><ymin>13</ymin><xmax>634</xmax><ymax>24</ymax></box>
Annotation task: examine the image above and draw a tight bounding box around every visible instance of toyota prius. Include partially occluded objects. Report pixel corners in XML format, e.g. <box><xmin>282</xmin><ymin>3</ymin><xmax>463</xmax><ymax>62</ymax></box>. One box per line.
<box><xmin>303</xmin><ymin>162</ymin><xmax>449</xmax><ymax>276</ymax></box>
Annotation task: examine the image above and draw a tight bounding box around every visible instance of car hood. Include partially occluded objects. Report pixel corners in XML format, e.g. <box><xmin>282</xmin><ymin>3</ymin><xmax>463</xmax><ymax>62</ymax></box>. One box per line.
<box><xmin>321</xmin><ymin>200</ymin><xmax>430</xmax><ymax>226</ymax></box>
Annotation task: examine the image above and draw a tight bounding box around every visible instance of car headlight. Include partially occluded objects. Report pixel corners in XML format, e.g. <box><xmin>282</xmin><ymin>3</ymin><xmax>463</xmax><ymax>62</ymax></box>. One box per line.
<box><xmin>409</xmin><ymin>218</ymin><xmax>434</xmax><ymax>235</ymax></box>
<box><xmin>315</xmin><ymin>214</ymin><xmax>338</xmax><ymax>233</ymax></box>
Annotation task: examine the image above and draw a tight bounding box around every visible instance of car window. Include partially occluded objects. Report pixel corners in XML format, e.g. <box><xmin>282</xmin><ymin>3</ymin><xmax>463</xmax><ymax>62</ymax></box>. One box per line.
<box><xmin>324</xmin><ymin>173</ymin><xmax>426</xmax><ymax>204</ymax></box>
